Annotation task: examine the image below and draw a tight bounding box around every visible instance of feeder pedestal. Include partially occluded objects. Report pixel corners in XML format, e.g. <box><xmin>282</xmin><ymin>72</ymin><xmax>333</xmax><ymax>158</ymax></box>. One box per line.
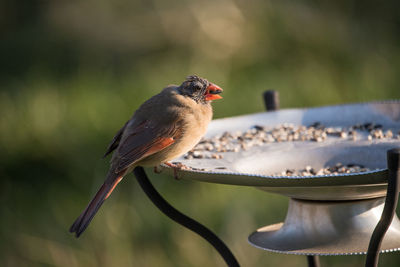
<box><xmin>249</xmin><ymin>197</ymin><xmax>400</xmax><ymax>255</ymax></box>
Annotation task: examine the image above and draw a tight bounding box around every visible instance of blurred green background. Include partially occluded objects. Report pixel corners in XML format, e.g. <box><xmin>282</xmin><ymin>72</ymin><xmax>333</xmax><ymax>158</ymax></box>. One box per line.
<box><xmin>1</xmin><ymin>0</ymin><xmax>400</xmax><ymax>266</ymax></box>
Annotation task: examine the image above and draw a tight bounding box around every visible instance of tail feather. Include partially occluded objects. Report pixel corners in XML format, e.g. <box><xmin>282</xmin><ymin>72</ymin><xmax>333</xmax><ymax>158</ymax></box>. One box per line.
<box><xmin>70</xmin><ymin>175</ymin><xmax>123</xmax><ymax>237</ymax></box>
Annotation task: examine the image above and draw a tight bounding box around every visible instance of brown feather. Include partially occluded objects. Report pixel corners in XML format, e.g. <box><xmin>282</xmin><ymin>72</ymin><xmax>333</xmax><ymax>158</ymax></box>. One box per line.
<box><xmin>70</xmin><ymin>78</ymin><xmax>218</xmax><ymax>237</ymax></box>
<box><xmin>69</xmin><ymin>170</ymin><xmax>124</xmax><ymax>237</ymax></box>
<box><xmin>103</xmin><ymin>121</ymin><xmax>128</xmax><ymax>158</ymax></box>
<box><xmin>114</xmin><ymin>120</ymin><xmax>180</xmax><ymax>172</ymax></box>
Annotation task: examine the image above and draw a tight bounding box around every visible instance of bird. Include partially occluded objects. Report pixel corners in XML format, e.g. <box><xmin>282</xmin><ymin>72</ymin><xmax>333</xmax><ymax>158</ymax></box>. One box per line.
<box><xmin>69</xmin><ymin>75</ymin><xmax>223</xmax><ymax>237</ymax></box>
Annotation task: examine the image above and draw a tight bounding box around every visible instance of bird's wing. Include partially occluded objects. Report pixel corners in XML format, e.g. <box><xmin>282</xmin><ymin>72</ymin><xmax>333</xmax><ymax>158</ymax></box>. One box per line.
<box><xmin>103</xmin><ymin>121</ymin><xmax>129</xmax><ymax>158</ymax></box>
<box><xmin>69</xmin><ymin>119</ymin><xmax>180</xmax><ymax>237</ymax></box>
<box><xmin>114</xmin><ymin>119</ymin><xmax>181</xmax><ymax>172</ymax></box>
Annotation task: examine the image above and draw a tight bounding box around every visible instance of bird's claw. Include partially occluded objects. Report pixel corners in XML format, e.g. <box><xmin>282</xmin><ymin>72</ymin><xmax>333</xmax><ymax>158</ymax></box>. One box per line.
<box><xmin>164</xmin><ymin>162</ymin><xmax>184</xmax><ymax>180</ymax></box>
<box><xmin>153</xmin><ymin>166</ymin><xmax>163</xmax><ymax>174</ymax></box>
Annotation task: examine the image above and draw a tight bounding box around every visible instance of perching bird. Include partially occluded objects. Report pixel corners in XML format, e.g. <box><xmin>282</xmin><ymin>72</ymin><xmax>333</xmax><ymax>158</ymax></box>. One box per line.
<box><xmin>70</xmin><ymin>75</ymin><xmax>223</xmax><ymax>237</ymax></box>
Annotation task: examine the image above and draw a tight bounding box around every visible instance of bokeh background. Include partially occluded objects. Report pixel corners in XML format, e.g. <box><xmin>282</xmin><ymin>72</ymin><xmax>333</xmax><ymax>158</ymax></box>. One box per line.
<box><xmin>1</xmin><ymin>0</ymin><xmax>400</xmax><ymax>266</ymax></box>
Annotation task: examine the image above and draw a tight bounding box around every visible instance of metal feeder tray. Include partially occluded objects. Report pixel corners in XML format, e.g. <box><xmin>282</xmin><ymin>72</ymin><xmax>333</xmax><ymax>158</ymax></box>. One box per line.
<box><xmin>155</xmin><ymin>101</ymin><xmax>400</xmax><ymax>256</ymax></box>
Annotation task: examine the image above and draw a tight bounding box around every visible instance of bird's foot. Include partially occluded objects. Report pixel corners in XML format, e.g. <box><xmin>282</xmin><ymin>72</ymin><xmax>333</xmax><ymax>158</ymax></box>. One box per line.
<box><xmin>164</xmin><ymin>162</ymin><xmax>184</xmax><ymax>180</ymax></box>
<box><xmin>153</xmin><ymin>166</ymin><xmax>163</xmax><ymax>174</ymax></box>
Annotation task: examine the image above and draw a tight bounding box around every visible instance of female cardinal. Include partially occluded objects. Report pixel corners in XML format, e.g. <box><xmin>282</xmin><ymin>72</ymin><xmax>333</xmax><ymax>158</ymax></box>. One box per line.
<box><xmin>70</xmin><ymin>75</ymin><xmax>223</xmax><ymax>237</ymax></box>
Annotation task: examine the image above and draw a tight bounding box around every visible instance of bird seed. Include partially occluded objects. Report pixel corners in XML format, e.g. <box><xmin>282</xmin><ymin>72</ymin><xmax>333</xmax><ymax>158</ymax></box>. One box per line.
<box><xmin>274</xmin><ymin>163</ymin><xmax>374</xmax><ymax>176</ymax></box>
<box><xmin>182</xmin><ymin>122</ymin><xmax>398</xmax><ymax>160</ymax></box>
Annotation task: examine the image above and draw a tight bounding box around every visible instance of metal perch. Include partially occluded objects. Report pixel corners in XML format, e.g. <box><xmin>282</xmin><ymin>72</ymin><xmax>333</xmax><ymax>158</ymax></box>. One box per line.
<box><xmin>133</xmin><ymin>166</ymin><xmax>240</xmax><ymax>267</ymax></box>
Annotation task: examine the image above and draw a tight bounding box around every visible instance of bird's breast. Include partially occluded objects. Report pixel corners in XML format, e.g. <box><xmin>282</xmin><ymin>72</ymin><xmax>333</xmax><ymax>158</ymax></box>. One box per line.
<box><xmin>166</xmin><ymin>105</ymin><xmax>212</xmax><ymax>159</ymax></box>
<box><xmin>138</xmin><ymin>104</ymin><xmax>212</xmax><ymax>166</ymax></box>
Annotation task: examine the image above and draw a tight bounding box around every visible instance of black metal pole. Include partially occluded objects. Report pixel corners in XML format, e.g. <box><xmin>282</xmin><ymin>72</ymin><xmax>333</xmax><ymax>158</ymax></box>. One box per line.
<box><xmin>307</xmin><ymin>255</ymin><xmax>320</xmax><ymax>267</ymax></box>
<box><xmin>134</xmin><ymin>167</ymin><xmax>240</xmax><ymax>267</ymax></box>
<box><xmin>263</xmin><ymin>90</ymin><xmax>320</xmax><ymax>267</ymax></box>
<box><xmin>263</xmin><ymin>90</ymin><xmax>280</xmax><ymax>111</ymax></box>
<box><xmin>365</xmin><ymin>148</ymin><xmax>400</xmax><ymax>267</ymax></box>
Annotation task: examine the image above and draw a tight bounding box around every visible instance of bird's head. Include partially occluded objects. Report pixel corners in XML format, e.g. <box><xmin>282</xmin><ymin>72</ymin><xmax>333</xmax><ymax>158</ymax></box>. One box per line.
<box><xmin>179</xmin><ymin>75</ymin><xmax>223</xmax><ymax>103</ymax></box>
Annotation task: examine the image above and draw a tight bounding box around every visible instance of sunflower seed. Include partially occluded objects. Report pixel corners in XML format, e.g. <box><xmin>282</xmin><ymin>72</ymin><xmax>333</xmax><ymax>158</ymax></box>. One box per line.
<box><xmin>274</xmin><ymin>163</ymin><xmax>373</xmax><ymax>176</ymax></box>
<box><xmin>182</xmin><ymin>122</ymin><xmax>398</xmax><ymax>160</ymax></box>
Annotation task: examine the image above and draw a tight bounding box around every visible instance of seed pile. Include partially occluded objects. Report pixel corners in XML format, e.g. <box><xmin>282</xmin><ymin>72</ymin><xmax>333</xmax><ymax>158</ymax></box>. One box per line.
<box><xmin>275</xmin><ymin>163</ymin><xmax>374</xmax><ymax>176</ymax></box>
<box><xmin>170</xmin><ymin>162</ymin><xmax>207</xmax><ymax>172</ymax></box>
<box><xmin>169</xmin><ymin>161</ymin><xmax>374</xmax><ymax>176</ymax></box>
<box><xmin>183</xmin><ymin>122</ymin><xmax>399</xmax><ymax>160</ymax></box>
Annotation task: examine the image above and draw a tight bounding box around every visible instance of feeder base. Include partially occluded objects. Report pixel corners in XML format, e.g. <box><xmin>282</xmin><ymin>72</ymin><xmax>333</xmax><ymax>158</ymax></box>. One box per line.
<box><xmin>248</xmin><ymin>197</ymin><xmax>400</xmax><ymax>255</ymax></box>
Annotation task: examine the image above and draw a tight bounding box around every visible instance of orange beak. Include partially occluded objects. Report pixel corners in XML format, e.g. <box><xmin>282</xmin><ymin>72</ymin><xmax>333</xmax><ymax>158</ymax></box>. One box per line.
<box><xmin>205</xmin><ymin>83</ymin><xmax>223</xmax><ymax>101</ymax></box>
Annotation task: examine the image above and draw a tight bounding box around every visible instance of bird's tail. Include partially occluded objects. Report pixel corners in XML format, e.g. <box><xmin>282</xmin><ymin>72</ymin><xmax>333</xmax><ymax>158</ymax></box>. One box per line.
<box><xmin>69</xmin><ymin>172</ymin><xmax>123</xmax><ymax>237</ymax></box>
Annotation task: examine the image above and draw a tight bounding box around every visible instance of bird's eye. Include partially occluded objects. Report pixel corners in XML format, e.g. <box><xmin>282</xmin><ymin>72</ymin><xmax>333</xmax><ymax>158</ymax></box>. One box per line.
<box><xmin>192</xmin><ymin>83</ymin><xmax>202</xmax><ymax>91</ymax></box>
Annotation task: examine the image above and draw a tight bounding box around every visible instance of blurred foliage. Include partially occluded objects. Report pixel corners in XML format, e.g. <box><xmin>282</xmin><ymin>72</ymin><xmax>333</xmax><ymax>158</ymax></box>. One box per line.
<box><xmin>1</xmin><ymin>0</ymin><xmax>400</xmax><ymax>266</ymax></box>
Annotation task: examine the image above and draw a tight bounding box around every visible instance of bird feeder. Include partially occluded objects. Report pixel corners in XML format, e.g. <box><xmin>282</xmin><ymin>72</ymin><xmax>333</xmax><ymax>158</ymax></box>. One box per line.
<box><xmin>158</xmin><ymin>101</ymin><xmax>400</xmax><ymax>258</ymax></box>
